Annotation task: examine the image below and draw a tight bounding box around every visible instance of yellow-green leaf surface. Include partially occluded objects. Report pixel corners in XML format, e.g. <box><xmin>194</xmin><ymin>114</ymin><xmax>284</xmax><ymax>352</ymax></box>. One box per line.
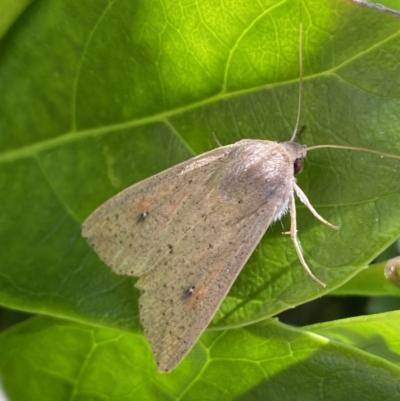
<box><xmin>307</xmin><ymin>310</ymin><xmax>400</xmax><ymax>367</ymax></box>
<box><xmin>1</xmin><ymin>0</ymin><xmax>400</xmax><ymax>398</ymax></box>
<box><xmin>0</xmin><ymin>314</ymin><xmax>399</xmax><ymax>401</ymax></box>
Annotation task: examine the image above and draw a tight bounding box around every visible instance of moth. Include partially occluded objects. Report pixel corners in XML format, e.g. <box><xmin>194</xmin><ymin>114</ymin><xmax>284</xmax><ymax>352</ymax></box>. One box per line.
<box><xmin>82</xmin><ymin>133</ymin><xmax>340</xmax><ymax>372</ymax></box>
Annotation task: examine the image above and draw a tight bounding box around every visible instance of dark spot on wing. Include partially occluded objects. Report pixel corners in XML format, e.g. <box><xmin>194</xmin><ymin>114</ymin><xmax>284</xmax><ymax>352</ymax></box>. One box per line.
<box><xmin>168</xmin><ymin>244</ymin><xmax>173</xmax><ymax>254</ymax></box>
<box><xmin>183</xmin><ymin>286</ymin><xmax>195</xmax><ymax>299</ymax></box>
<box><xmin>137</xmin><ymin>211</ymin><xmax>149</xmax><ymax>222</ymax></box>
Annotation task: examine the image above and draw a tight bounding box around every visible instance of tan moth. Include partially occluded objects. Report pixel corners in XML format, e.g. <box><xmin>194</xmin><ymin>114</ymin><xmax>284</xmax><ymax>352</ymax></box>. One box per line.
<box><xmin>82</xmin><ymin>17</ymin><xmax>400</xmax><ymax>373</ymax></box>
<box><xmin>82</xmin><ymin>139</ymin><xmax>334</xmax><ymax>371</ymax></box>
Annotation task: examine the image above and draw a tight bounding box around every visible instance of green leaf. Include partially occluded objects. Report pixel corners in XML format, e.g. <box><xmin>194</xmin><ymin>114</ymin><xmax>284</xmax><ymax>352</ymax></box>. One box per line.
<box><xmin>307</xmin><ymin>310</ymin><xmax>400</xmax><ymax>366</ymax></box>
<box><xmin>332</xmin><ymin>259</ymin><xmax>400</xmax><ymax>296</ymax></box>
<box><xmin>1</xmin><ymin>0</ymin><xmax>400</xmax><ymax>397</ymax></box>
<box><xmin>1</xmin><ymin>315</ymin><xmax>399</xmax><ymax>401</ymax></box>
<box><xmin>2</xmin><ymin>0</ymin><xmax>400</xmax><ymax>330</ymax></box>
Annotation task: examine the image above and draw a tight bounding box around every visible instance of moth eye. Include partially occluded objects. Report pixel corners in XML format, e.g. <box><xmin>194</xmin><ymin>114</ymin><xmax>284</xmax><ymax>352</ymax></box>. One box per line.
<box><xmin>294</xmin><ymin>158</ymin><xmax>304</xmax><ymax>174</ymax></box>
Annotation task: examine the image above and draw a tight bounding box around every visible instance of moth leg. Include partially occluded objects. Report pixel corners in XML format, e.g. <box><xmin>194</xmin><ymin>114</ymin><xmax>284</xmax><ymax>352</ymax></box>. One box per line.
<box><xmin>293</xmin><ymin>183</ymin><xmax>338</xmax><ymax>231</ymax></box>
<box><xmin>288</xmin><ymin>191</ymin><xmax>327</xmax><ymax>288</ymax></box>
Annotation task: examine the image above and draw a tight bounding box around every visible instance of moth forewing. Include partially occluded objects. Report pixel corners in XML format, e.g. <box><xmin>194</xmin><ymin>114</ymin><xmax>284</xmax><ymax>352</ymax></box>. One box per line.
<box><xmin>82</xmin><ymin>144</ymin><xmax>237</xmax><ymax>276</ymax></box>
<box><xmin>82</xmin><ymin>140</ymin><xmax>307</xmax><ymax>372</ymax></box>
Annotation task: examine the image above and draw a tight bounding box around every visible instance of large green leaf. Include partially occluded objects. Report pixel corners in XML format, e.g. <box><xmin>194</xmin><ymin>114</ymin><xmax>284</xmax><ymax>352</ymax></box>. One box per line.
<box><xmin>1</xmin><ymin>0</ymin><xmax>400</xmax><ymax>397</ymax></box>
<box><xmin>307</xmin><ymin>310</ymin><xmax>400</xmax><ymax>366</ymax></box>
<box><xmin>2</xmin><ymin>0</ymin><xmax>400</xmax><ymax>331</ymax></box>
<box><xmin>0</xmin><ymin>314</ymin><xmax>399</xmax><ymax>400</ymax></box>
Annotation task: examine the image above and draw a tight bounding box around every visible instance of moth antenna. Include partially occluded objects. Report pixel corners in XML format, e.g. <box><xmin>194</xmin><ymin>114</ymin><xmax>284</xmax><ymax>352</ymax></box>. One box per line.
<box><xmin>307</xmin><ymin>144</ymin><xmax>400</xmax><ymax>161</ymax></box>
<box><xmin>290</xmin><ymin>9</ymin><xmax>303</xmax><ymax>143</ymax></box>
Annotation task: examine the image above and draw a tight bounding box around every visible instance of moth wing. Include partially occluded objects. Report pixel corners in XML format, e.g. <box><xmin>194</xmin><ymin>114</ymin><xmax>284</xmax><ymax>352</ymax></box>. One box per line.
<box><xmin>138</xmin><ymin>201</ymin><xmax>278</xmax><ymax>372</ymax></box>
<box><xmin>82</xmin><ymin>144</ymin><xmax>238</xmax><ymax>275</ymax></box>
